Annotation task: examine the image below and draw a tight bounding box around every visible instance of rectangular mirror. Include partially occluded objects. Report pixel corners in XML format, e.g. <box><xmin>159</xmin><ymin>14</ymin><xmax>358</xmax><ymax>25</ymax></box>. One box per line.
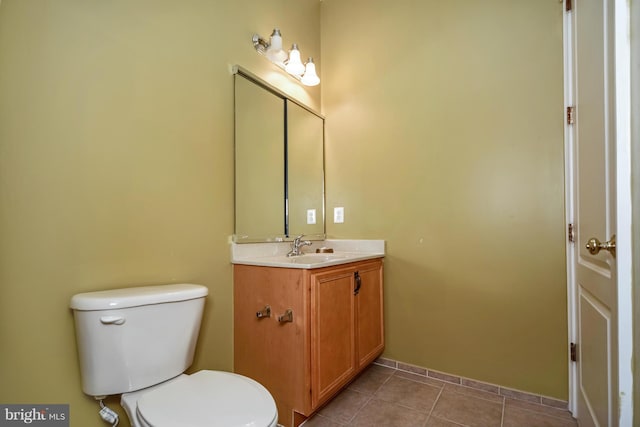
<box><xmin>233</xmin><ymin>67</ymin><xmax>325</xmax><ymax>242</ymax></box>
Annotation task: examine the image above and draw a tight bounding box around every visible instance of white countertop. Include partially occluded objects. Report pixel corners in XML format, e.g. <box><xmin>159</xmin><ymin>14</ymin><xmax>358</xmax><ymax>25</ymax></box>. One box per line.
<box><xmin>230</xmin><ymin>239</ymin><xmax>385</xmax><ymax>269</ymax></box>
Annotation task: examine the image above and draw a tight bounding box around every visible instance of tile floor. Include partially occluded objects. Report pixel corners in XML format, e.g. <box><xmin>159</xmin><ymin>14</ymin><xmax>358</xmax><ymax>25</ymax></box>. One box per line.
<box><xmin>301</xmin><ymin>365</ymin><xmax>577</xmax><ymax>427</ymax></box>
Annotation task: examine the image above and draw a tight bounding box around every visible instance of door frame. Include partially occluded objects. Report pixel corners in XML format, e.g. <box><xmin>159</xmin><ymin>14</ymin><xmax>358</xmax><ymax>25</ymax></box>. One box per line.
<box><xmin>563</xmin><ymin>0</ymin><xmax>634</xmax><ymax>424</ymax></box>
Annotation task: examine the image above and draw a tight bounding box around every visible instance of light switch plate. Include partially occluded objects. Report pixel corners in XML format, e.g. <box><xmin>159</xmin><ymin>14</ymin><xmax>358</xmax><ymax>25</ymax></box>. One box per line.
<box><xmin>334</xmin><ymin>207</ymin><xmax>344</xmax><ymax>223</ymax></box>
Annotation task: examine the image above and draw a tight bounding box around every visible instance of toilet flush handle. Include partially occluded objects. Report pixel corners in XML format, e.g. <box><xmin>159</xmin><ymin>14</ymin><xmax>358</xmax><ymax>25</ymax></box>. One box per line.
<box><xmin>278</xmin><ymin>309</ymin><xmax>293</xmax><ymax>323</ymax></box>
<box><xmin>100</xmin><ymin>316</ymin><xmax>126</xmax><ymax>325</ymax></box>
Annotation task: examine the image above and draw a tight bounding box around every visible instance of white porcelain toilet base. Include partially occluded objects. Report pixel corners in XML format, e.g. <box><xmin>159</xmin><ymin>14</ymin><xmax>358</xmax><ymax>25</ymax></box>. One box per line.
<box><xmin>121</xmin><ymin>370</ymin><xmax>278</xmax><ymax>427</ymax></box>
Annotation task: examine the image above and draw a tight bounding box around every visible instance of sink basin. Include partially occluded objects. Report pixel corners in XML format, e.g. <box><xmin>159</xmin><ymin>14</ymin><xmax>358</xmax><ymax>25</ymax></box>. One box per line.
<box><xmin>232</xmin><ymin>251</ymin><xmax>383</xmax><ymax>269</ymax></box>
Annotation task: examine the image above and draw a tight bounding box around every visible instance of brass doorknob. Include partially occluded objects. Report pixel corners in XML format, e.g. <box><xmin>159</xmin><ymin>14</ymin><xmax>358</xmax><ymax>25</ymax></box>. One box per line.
<box><xmin>585</xmin><ymin>234</ymin><xmax>616</xmax><ymax>258</ymax></box>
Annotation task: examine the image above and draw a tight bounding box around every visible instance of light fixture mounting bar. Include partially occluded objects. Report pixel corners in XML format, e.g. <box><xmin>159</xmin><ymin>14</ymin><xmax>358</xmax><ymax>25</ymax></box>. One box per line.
<box><xmin>252</xmin><ymin>34</ymin><xmax>269</xmax><ymax>55</ymax></box>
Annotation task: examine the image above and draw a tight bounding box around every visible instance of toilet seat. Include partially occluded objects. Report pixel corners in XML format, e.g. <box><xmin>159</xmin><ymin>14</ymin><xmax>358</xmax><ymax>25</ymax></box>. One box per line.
<box><xmin>134</xmin><ymin>370</ymin><xmax>278</xmax><ymax>427</ymax></box>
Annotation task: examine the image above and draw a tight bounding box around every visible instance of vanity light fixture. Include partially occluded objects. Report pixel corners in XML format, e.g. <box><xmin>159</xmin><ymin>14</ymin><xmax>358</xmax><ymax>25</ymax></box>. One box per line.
<box><xmin>252</xmin><ymin>28</ymin><xmax>320</xmax><ymax>86</ymax></box>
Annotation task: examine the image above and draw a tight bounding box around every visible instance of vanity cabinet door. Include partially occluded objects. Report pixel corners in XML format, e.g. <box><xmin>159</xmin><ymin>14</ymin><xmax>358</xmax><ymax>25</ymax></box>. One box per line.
<box><xmin>310</xmin><ymin>266</ymin><xmax>357</xmax><ymax>410</ymax></box>
<box><xmin>355</xmin><ymin>261</ymin><xmax>384</xmax><ymax>369</ymax></box>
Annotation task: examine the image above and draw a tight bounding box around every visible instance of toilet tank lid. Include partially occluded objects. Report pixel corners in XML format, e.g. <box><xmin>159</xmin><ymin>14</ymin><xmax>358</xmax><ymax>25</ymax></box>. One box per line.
<box><xmin>70</xmin><ymin>284</ymin><xmax>208</xmax><ymax>311</ymax></box>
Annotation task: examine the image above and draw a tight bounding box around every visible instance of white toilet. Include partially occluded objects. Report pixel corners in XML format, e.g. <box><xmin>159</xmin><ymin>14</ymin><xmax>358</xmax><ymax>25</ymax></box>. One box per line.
<box><xmin>70</xmin><ymin>283</ymin><xmax>278</xmax><ymax>427</ymax></box>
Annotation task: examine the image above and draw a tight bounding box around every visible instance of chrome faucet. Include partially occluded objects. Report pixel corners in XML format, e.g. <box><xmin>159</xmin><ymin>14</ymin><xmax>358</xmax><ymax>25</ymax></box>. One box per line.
<box><xmin>287</xmin><ymin>235</ymin><xmax>312</xmax><ymax>257</ymax></box>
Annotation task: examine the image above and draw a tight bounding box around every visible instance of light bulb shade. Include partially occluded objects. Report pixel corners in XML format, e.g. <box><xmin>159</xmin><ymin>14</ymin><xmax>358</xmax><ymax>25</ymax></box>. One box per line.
<box><xmin>266</xmin><ymin>28</ymin><xmax>288</xmax><ymax>63</ymax></box>
<box><xmin>285</xmin><ymin>44</ymin><xmax>305</xmax><ymax>76</ymax></box>
<box><xmin>301</xmin><ymin>58</ymin><xmax>320</xmax><ymax>86</ymax></box>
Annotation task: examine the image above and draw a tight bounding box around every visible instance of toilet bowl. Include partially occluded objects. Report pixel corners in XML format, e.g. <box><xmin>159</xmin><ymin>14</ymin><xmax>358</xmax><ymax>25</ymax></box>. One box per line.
<box><xmin>120</xmin><ymin>371</ymin><xmax>278</xmax><ymax>427</ymax></box>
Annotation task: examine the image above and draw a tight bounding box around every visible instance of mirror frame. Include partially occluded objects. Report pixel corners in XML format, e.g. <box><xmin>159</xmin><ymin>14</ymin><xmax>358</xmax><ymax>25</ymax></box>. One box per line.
<box><xmin>232</xmin><ymin>65</ymin><xmax>326</xmax><ymax>243</ymax></box>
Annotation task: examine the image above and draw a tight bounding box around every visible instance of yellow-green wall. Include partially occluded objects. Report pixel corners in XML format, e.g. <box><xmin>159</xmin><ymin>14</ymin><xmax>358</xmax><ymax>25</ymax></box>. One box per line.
<box><xmin>321</xmin><ymin>0</ymin><xmax>567</xmax><ymax>398</ymax></box>
<box><xmin>0</xmin><ymin>1</ymin><xmax>320</xmax><ymax>425</ymax></box>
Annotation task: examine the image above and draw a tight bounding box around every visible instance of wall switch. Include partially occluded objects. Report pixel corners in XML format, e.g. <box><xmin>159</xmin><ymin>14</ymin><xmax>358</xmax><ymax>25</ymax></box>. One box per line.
<box><xmin>334</xmin><ymin>207</ymin><xmax>344</xmax><ymax>223</ymax></box>
<box><xmin>307</xmin><ymin>209</ymin><xmax>316</xmax><ymax>224</ymax></box>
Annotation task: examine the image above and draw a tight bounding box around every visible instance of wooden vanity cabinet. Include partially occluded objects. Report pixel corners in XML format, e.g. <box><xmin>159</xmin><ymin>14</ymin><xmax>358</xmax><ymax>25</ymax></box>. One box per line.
<box><xmin>233</xmin><ymin>258</ymin><xmax>384</xmax><ymax>427</ymax></box>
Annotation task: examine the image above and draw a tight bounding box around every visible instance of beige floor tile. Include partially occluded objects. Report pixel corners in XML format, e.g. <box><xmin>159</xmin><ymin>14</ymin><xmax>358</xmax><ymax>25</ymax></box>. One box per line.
<box><xmin>318</xmin><ymin>389</ymin><xmax>371</xmax><ymax>424</ymax></box>
<box><xmin>348</xmin><ymin>364</ymin><xmax>395</xmax><ymax>395</ymax></box>
<box><xmin>425</xmin><ymin>416</ymin><xmax>466</xmax><ymax>427</ymax></box>
<box><xmin>504</xmin><ymin>398</ymin><xmax>575</xmax><ymax>421</ymax></box>
<box><xmin>431</xmin><ymin>389</ymin><xmax>503</xmax><ymax>427</ymax></box>
<box><xmin>301</xmin><ymin>414</ymin><xmax>347</xmax><ymax>427</ymax></box>
<box><xmin>306</xmin><ymin>364</ymin><xmax>575</xmax><ymax>427</ymax></box>
<box><xmin>502</xmin><ymin>406</ymin><xmax>578</xmax><ymax>427</ymax></box>
<box><xmin>374</xmin><ymin>375</ymin><xmax>442</xmax><ymax>412</ymax></box>
<box><xmin>350</xmin><ymin>398</ymin><xmax>429</xmax><ymax>427</ymax></box>
<box><xmin>443</xmin><ymin>383</ymin><xmax>504</xmax><ymax>404</ymax></box>
<box><xmin>394</xmin><ymin>370</ymin><xmax>447</xmax><ymax>389</ymax></box>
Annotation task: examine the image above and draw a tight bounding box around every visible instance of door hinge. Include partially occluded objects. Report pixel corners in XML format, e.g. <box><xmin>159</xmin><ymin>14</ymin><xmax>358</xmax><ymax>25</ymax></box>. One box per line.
<box><xmin>570</xmin><ymin>342</ymin><xmax>577</xmax><ymax>362</ymax></box>
<box><xmin>566</xmin><ymin>0</ymin><xmax>572</xmax><ymax>12</ymax></box>
<box><xmin>568</xmin><ymin>223</ymin><xmax>575</xmax><ymax>243</ymax></box>
<box><xmin>566</xmin><ymin>106</ymin><xmax>575</xmax><ymax>125</ymax></box>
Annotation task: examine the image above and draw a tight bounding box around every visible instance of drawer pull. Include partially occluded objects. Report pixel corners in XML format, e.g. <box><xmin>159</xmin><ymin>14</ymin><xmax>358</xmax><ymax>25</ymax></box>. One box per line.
<box><xmin>278</xmin><ymin>309</ymin><xmax>293</xmax><ymax>323</ymax></box>
<box><xmin>256</xmin><ymin>305</ymin><xmax>271</xmax><ymax>319</ymax></box>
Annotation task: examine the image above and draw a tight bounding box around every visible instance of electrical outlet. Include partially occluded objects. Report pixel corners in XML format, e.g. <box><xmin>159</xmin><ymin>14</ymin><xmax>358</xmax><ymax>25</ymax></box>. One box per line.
<box><xmin>307</xmin><ymin>209</ymin><xmax>316</xmax><ymax>224</ymax></box>
<box><xmin>334</xmin><ymin>207</ymin><xmax>344</xmax><ymax>223</ymax></box>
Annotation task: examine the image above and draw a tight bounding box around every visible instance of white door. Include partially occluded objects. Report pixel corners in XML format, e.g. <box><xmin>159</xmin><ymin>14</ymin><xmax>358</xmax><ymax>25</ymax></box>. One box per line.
<box><xmin>566</xmin><ymin>0</ymin><xmax>633</xmax><ymax>426</ymax></box>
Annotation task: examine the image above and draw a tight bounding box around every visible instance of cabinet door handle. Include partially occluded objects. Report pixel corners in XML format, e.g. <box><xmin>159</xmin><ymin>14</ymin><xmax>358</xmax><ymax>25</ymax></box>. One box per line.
<box><xmin>354</xmin><ymin>271</ymin><xmax>362</xmax><ymax>295</ymax></box>
<box><xmin>278</xmin><ymin>309</ymin><xmax>293</xmax><ymax>323</ymax></box>
<box><xmin>256</xmin><ymin>305</ymin><xmax>271</xmax><ymax>318</ymax></box>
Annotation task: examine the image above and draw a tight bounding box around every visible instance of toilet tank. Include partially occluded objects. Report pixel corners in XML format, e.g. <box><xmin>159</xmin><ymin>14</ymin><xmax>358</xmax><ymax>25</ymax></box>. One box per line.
<box><xmin>70</xmin><ymin>284</ymin><xmax>208</xmax><ymax>397</ymax></box>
